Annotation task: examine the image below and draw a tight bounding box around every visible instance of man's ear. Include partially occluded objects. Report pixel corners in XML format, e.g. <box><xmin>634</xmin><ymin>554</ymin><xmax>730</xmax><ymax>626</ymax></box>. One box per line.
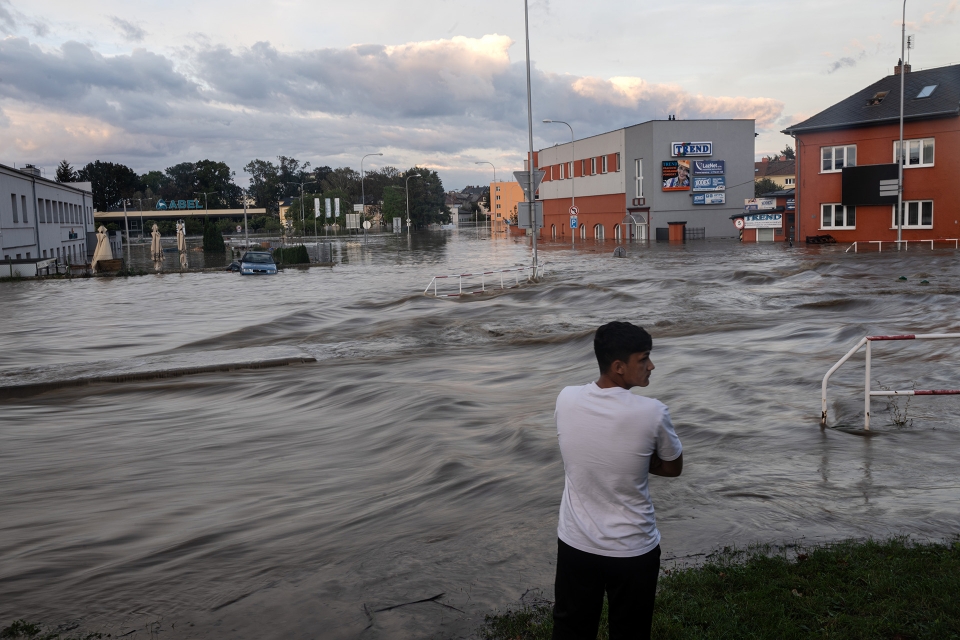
<box><xmin>610</xmin><ymin>359</ymin><xmax>626</xmax><ymax>375</ymax></box>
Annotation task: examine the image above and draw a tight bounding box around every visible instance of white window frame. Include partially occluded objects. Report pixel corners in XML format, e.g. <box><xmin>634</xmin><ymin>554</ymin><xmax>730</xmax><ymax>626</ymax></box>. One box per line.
<box><xmin>894</xmin><ymin>138</ymin><xmax>934</xmax><ymax>168</ymax></box>
<box><xmin>567</xmin><ymin>161</ymin><xmax>573</xmax><ymax>179</ymax></box>
<box><xmin>635</xmin><ymin>159</ymin><xmax>643</xmax><ymax>198</ymax></box>
<box><xmin>784</xmin><ymin>177</ymin><xmax>795</xmax><ymax>185</ymax></box>
<box><xmin>820</xmin><ymin>145</ymin><xmax>856</xmax><ymax>173</ymax></box>
<box><xmin>820</xmin><ymin>203</ymin><xmax>856</xmax><ymax>229</ymax></box>
<box><xmin>892</xmin><ymin>200</ymin><xmax>933</xmax><ymax>229</ymax></box>
<box><xmin>601</xmin><ymin>156</ymin><xmax>608</xmax><ymax>174</ymax></box>
<box><xmin>590</xmin><ymin>158</ymin><xmax>597</xmax><ymax>175</ymax></box>
<box><xmin>559</xmin><ymin>163</ymin><xmax>565</xmax><ymax>180</ymax></box>
<box><xmin>615</xmin><ymin>153</ymin><xmax>621</xmax><ymax>172</ymax></box>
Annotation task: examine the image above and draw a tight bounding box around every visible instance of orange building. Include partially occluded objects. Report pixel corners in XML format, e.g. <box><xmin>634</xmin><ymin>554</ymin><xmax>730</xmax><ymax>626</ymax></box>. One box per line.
<box><xmin>783</xmin><ymin>62</ymin><xmax>960</xmax><ymax>245</ymax></box>
<box><xmin>490</xmin><ymin>180</ymin><xmax>524</xmax><ymax>232</ymax></box>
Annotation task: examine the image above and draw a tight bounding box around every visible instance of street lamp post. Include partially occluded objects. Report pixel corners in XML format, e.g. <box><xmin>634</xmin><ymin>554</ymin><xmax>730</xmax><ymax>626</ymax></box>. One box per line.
<box><xmin>522</xmin><ymin>0</ymin><xmax>538</xmax><ymax>277</ymax></box>
<box><xmin>361</xmin><ymin>152</ymin><xmax>383</xmax><ymax>240</ymax></box>
<box><xmin>897</xmin><ymin>0</ymin><xmax>907</xmax><ymax>249</ymax></box>
<box><xmin>475</xmin><ymin>161</ymin><xmax>496</xmax><ymax>231</ymax></box>
<box><xmin>242</xmin><ymin>188</ymin><xmax>249</xmax><ymax>250</ymax></box>
<box><xmin>405</xmin><ymin>173</ymin><xmax>422</xmax><ymax>233</ymax></box>
<box><xmin>195</xmin><ymin>191</ymin><xmax>219</xmax><ymax>249</ymax></box>
<box><xmin>543</xmin><ymin>119</ymin><xmax>576</xmax><ymax>248</ymax></box>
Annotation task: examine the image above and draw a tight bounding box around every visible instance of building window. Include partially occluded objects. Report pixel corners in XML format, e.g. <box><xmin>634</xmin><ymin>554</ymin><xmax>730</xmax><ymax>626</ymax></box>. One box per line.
<box><xmin>893</xmin><ymin>200</ymin><xmax>933</xmax><ymax>229</ymax></box>
<box><xmin>22</xmin><ymin>196</ymin><xmax>27</xmax><ymax>223</ymax></box>
<box><xmin>916</xmin><ymin>85</ymin><xmax>937</xmax><ymax>99</ymax></box>
<box><xmin>821</xmin><ymin>203</ymin><xmax>856</xmax><ymax>229</ymax></box>
<box><xmin>496</xmin><ymin>186</ymin><xmax>501</xmax><ymax>192</ymax></box>
<box><xmin>580</xmin><ymin>159</ymin><xmax>586</xmax><ymax>177</ymax></box>
<box><xmin>590</xmin><ymin>158</ymin><xmax>596</xmax><ymax>175</ymax></box>
<box><xmin>10</xmin><ymin>194</ymin><xmax>17</xmax><ymax>223</ymax></box>
<box><xmin>785</xmin><ymin>178</ymin><xmax>795</xmax><ymax>185</ymax></box>
<box><xmin>616</xmin><ymin>153</ymin><xmax>621</xmax><ymax>172</ymax></box>
<box><xmin>894</xmin><ymin>138</ymin><xmax>934</xmax><ymax>168</ymax></box>
<box><xmin>567</xmin><ymin>161</ymin><xmax>573</xmax><ymax>178</ymax></box>
<box><xmin>821</xmin><ymin>145</ymin><xmax>856</xmax><ymax>172</ymax></box>
<box><xmin>635</xmin><ymin>159</ymin><xmax>643</xmax><ymax>197</ymax></box>
<box><xmin>601</xmin><ymin>156</ymin><xmax>608</xmax><ymax>174</ymax></box>
<box><xmin>559</xmin><ymin>163</ymin><xmax>565</xmax><ymax>180</ymax></box>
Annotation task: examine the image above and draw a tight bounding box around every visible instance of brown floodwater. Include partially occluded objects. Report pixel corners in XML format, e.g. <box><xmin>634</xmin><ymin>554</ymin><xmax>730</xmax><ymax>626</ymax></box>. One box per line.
<box><xmin>2</xmin><ymin>231</ymin><xmax>959</xmax><ymax>638</ymax></box>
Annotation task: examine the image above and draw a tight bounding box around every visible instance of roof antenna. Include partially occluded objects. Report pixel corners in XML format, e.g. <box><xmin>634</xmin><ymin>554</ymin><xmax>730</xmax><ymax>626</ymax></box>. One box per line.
<box><xmin>906</xmin><ymin>34</ymin><xmax>914</xmax><ymax>64</ymax></box>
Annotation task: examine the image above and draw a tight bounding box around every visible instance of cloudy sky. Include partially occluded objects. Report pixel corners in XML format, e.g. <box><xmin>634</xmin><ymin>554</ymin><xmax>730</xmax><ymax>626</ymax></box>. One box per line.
<box><xmin>1</xmin><ymin>0</ymin><xmax>957</xmax><ymax>190</ymax></box>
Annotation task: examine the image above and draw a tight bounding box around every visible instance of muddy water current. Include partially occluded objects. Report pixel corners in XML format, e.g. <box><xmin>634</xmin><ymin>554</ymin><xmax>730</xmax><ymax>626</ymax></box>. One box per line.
<box><xmin>2</xmin><ymin>232</ymin><xmax>960</xmax><ymax>638</ymax></box>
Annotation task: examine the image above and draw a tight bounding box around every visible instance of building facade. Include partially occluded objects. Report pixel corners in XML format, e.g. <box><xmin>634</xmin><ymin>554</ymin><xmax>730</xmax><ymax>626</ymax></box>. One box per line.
<box><xmin>1</xmin><ymin>163</ymin><xmax>96</xmax><ymax>270</ymax></box>
<box><xmin>783</xmin><ymin>63</ymin><xmax>960</xmax><ymax>244</ymax></box>
<box><xmin>755</xmin><ymin>157</ymin><xmax>796</xmax><ymax>189</ymax></box>
<box><xmin>490</xmin><ymin>180</ymin><xmax>524</xmax><ymax>231</ymax></box>
<box><xmin>536</xmin><ymin>119</ymin><xmax>755</xmax><ymax>241</ymax></box>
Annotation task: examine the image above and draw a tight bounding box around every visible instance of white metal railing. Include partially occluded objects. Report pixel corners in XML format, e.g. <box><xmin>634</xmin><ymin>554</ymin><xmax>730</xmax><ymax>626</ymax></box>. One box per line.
<box><xmin>424</xmin><ymin>263</ymin><xmax>546</xmax><ymax>298</ymax></box>
<box><xmin>821</xmin><ymin>333</ymin><xmax>960</xmax><ymax>430</ymax></box>
<box><xmin>846</xmin><ymin>239</ymin><xmax>959</xmax><ymax>253</ymax></box>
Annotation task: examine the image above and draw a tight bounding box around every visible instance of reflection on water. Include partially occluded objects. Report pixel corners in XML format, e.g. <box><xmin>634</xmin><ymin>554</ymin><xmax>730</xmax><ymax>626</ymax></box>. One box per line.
<box><xmin>2</xmin><ymin>231</ymin><xmax>960</xmax><ymax>638</ymax></box>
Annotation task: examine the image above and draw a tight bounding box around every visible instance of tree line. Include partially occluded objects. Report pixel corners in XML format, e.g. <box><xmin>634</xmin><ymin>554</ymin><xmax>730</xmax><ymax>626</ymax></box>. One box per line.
<box><xmin>55</xmin><ymin>156</ymin><xmax>451</xmax><ymax>230</ymax></box>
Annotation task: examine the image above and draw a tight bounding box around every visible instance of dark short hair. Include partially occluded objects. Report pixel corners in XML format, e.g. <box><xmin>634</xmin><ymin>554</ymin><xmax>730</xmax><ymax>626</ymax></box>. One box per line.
<box><xmin>594</xmin><ymin>322</ymin><xmax>652</xmax><ymax>372</ymax></box>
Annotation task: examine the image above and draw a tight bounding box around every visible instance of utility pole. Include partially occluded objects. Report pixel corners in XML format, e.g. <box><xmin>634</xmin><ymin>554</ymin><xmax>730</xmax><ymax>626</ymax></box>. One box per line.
<box><xmin>243</xmin><ymin>189</ymin><xmax>249</xmax><ymax>250</ymax></box>
<box><xmin>897</xmin><ymin>0</ymin><xmax>907</xmax><ymax>249</ymax></box>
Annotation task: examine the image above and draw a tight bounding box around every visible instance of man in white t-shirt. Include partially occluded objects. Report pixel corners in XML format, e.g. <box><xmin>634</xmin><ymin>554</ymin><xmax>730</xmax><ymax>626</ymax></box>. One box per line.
<box><xmin>552</xmin><ymin>321</ymin><xmax>683</xmax><ymax>640</ymax></box>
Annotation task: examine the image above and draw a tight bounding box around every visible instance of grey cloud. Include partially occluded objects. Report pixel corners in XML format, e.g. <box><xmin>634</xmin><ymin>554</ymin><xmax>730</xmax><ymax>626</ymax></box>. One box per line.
<box><xmin>110</xmin><ymin>16</ymin><xmax>147</xmax><ymax>42</ymax></box>
<box><xmin>0</xmin><ymin>0</ymin><xmax>17</xmax><ymax>34</ymax></box>
<box><xmin>1</xmin><ymin>34</ymin><xmax>782</xmax><ymax>186</ymax></box>
<box><xmin>827</xmin><ymin>57</ymin><xmax>857</xmax><ymax>74</ymax></box>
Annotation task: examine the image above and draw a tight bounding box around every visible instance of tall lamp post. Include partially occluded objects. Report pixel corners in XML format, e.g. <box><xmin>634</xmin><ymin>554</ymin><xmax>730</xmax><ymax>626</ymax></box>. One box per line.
<box><xmin>475</xmin><ymin>161</ymin><xmax>496</xmax><ymax>230</ymax></box>
<box><xmin>360</xmin><ymin>152</ymin><xmax>383</xmax><ymax>240</ymax></box>
<box><xmin>195</xmin><ymin>191</ymin><xmax>219</xmax><ymax>247</ymax></box>
<box><xmin>287</xmin><ymin>179</ymin><xmax>317</xmax><ymax>240</ymax></box>
<box><xmin>543</xmin><ymin>119</ymin><xmax>576</xmax><ymax>248</ymax></box>
<box><xmin>896</xmin><ymin>0</ymin><xmax>907</xmax><ymax>249</ymax></box>
<box><xmin>522</xmin><ymin>0</ymin><xmax>538</xmax><ymax>277</ymax></box>
<box><xmin>405</xmin><ymin>173</ymin><xmax>421</xmax><ymax>233</ymax></box>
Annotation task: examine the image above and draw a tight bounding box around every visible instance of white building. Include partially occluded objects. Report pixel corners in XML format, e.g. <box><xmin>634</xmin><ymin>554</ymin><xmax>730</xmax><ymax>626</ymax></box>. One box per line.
<box><xmin>1</xmin><ymin>163</ymin><xmax>97</xmax><ymax>274</ymax></box>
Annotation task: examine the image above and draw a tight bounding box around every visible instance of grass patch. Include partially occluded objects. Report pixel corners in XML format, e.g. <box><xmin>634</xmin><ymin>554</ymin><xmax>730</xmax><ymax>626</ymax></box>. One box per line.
<box><xmin>480</xmin><ymin>537</ymin><xmax>960</xmax><ymax>639</ymax></box>
<box><xmin>0</xmin><ymin>620</ymin><xmax>101</xmax><ymax>640</ymax></box>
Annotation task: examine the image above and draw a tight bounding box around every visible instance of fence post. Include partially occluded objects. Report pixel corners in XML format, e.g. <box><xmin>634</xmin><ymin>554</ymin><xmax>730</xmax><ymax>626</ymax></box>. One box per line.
<box><xmin>864</xmin><ymin>340</ymin><xmax>872</xmax><ymax>431</ymax></box>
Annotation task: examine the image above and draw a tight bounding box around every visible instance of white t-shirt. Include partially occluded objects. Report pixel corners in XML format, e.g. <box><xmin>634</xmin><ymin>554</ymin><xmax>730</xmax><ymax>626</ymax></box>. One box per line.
<box><xmin>556</xmin><ymin>382</ymin><xmax>682</xmax><ymax>557</ymax></box>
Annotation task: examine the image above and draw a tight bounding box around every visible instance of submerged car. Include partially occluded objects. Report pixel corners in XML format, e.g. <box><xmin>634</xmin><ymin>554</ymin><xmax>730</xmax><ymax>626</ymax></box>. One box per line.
<box><xmin>240</xmin><ymin>251</ymin><xmax>277</xmax><ymax>275</ymax></box>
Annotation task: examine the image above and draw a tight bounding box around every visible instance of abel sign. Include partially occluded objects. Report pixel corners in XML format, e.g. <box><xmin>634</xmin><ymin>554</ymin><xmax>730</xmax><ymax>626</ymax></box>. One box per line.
<box><xmin>671</xmin><ymin>142</ymin><xmax>713</xmax><ymax>157</ymax></box>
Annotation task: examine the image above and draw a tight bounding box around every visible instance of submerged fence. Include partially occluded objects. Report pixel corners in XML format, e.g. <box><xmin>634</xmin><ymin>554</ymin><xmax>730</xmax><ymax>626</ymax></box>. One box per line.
<box><xmin>424</xmin><ymin>263</ymin><xmax>546</xmax><ymax>298</ymax></box>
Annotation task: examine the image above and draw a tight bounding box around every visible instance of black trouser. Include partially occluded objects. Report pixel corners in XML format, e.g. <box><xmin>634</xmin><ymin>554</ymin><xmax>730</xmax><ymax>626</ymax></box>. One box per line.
<box><xmin>552</xmin><ymin>538</ymin><xmax>661</xmax><ymax>640</ymax></box>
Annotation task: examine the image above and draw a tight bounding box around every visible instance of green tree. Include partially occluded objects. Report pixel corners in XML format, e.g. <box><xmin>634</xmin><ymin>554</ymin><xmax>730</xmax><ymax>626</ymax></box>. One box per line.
<box><xmin>55</xmin><ymin>160</ymin><xmax>76</xmax><ymax>183</ymax></box>
<box><xmin>755</xmin><ymin>177</ymin><xmax>781</xmax><ymax>197</ymax></box>
<box><xmin>202</xmin><ymin>218</ymin><xmax>225</xmax><ymax>252</ymax></box>
<box><xmin>244</xmin><ymin>159</ymin><xmax>281</xmax><ymax>213</ymax></box>
<box><xmin>781</xmin><ymin>144</ymin><xmax>795</xmax><ymax>160</ymax></box>
<box><xmin>405</xmin><ymin>167</ymin><xmax>450</xmax><ymax>227</ymax></box>
<box><xmin>381</xmin><ymin>185</ymin><xmax>405</xmax><ymax>224</ymax></box>
<box><xmin>76</xmin><ymin>161</ymin><xmax>141</xmax><ymax>211</ymax></box>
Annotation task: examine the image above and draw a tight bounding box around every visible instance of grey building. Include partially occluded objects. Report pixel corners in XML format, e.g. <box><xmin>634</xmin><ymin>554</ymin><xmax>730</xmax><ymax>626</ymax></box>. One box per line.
<box><xmin>1</xmin><ymin>163</ymin><xmax>97</xmax><ymax>275</ymax></box>
<box><xmin>537</xmin><ymin>119</ymin><xmax>755</xmax><ymax>240</ymax></box>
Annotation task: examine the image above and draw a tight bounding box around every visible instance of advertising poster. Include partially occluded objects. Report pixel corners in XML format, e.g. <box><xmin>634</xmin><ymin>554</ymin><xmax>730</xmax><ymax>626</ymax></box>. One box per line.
<box><xmin>334</xmin><ymin>198</ymin><xmax>340</xmax><ymax>216</ymax></box>
<box><xmin>692</xmin><ymin>176</ymin><xmax>726</xmax><ymax>192</ymax></box>
<box><xmin>315</xmin><ymin>198</ymin><xmax>321</xmax><ymax>218</ymax></box>
<box><xmin>744</xmin><ymin>198</ymin><xmax>777</xmax><ymax>210</ymax></box>
<box><xmin>325</xmin><ymin>198</ymin><xmax>332</xmax><ymax>218</ymax></box>
<box><xmin>693</xmin><ymin>193</ymin><xmax>726</xmax><ymax>205</ymax></box>
<box><xmin>671</xmin><ymin>142</ymin><xmax>713</xmax><ymax>157</ymax></box>
<box><xmin>744</xmin><ymin>213</ymin><xmax>782</xmax><ymax>229</ymax></box>
<box><xmin>662</xmin><ymin>160</ymin><xmax>691</xmax><ymax>191</ymax></box>
<box><xmin>692</xmin><ymin>160</ymin><xmax>725</xmax><ymax>175</ymax></box>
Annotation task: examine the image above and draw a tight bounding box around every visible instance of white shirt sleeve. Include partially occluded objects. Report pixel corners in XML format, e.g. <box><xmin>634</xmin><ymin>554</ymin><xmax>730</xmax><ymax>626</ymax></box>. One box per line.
<box><xmin>655</xmin><ymin>406</ymin><xmax>683</xmax><ymax>461</ymax></box>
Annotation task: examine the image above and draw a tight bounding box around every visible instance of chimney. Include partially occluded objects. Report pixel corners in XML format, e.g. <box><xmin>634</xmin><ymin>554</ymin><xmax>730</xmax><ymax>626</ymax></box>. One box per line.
<box><xmin>761</xmin><ymin>157</ymin><xmax>769</xmax><ymax>163</ymax></box>
<box><xmin>894</xmin><ymin>58</ymin><xmax>911</xmax><ymax>75</ymax></box>
<box><xmin>19</xmin><ymin>164</ymin><xmax>42</xmax><ymax>176</ymax></box>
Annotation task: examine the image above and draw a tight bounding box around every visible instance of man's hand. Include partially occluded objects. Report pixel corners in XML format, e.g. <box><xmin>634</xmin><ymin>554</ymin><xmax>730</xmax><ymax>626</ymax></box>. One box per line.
<box><xmin>649</xmin><ymin>452</ymin><xmax>683</xmax><ymax>477</ymax></box>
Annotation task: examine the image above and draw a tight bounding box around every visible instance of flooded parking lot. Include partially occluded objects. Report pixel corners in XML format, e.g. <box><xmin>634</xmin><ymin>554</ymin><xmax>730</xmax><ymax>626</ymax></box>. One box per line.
<box><xmin>2</xmin><ymin>232</ymin><xmax>959</xmax><ymax>638</ymax></box>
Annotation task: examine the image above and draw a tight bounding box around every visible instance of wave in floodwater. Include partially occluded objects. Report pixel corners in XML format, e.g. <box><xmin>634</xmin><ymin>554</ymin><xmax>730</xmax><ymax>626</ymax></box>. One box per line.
<box><xmin>2</xmin><ymin>232</ymin><xmax>960</xmax><ymax>639</ymax></box>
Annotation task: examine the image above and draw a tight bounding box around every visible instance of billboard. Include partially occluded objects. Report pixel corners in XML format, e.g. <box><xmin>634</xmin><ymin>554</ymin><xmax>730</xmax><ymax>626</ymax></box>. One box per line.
<box><xmin>693</xmin><ymin>193</ymin><xmax>726</xmax><ymax>205</ymax></box>
<box><xmin>692</xmin><ymin>176</ymin><xmax>726</xmax><ymax>192</ymax></box>
<box><xmin>692</xmin><ymin>160</ymin><xmax>725</xmax><ymax>175</ymax></box>
<box><xmin>671</xmin><ymin>142</ymin><xmax>713</xmax><ymax>157</ymax></box>
<box><xmin>662</xmin><ymin>160</ymin><xmax>691</xmax><ymax>191</ymax></box>
<box><xmin>744</xmin><ymin>213</ymin><xmax>782</xmax><ymax>229</ymax></box>
<box><xmin>744</xmin><ymin>198</ymin><xmax>777</xmax><ymax>210</ymax></box>
<box><xmin>841</xmin><ymin>163</ymin><xmax>899</xmax><ymax>206</ymax></box>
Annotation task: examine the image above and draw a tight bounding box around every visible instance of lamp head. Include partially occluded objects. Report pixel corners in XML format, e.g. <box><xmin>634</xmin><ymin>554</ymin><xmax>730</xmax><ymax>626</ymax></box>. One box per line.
<box><xmin>542</xmin><ymin>119</ymin><xmax>553</xmax><ymax>123</ymax></box>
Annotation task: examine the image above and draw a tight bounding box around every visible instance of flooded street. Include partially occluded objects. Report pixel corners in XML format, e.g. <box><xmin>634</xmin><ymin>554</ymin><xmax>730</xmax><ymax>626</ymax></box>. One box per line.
<box><xmin>2</xmin><ymin>232</ymin><xmax>959</xmax><ymax>639</ymax></box>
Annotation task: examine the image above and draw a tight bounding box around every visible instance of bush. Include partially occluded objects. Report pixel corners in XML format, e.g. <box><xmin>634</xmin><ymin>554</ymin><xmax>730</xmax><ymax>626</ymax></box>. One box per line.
<box><xmin>273</xmin><ymin>244</ymin><xmax>309</xmax><ymax>264</ymax></box>
<box><xmin>202</xmin><ymin>219</ymin><xmax>225</xmax><ymax>253</ymax></box>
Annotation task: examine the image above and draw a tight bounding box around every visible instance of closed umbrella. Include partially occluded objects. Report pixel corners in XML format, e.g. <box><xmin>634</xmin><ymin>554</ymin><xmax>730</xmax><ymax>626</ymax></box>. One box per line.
<box><xmin>150</xmin><ymin>224</ymin><xmax>162</xmax><ymax>260</ymax></box>
<box><xmin>91</xmin><ymin>225</ymin><xmax>113</xmax><ymax>272</ymax></box>
<box><xmin>176</xmin><ymin>220</ymin><xmax>186</xmax><ymax>253</ymax></box>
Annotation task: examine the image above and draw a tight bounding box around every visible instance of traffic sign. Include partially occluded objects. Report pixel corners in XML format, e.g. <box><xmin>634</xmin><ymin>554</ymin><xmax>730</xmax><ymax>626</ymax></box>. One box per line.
<box><xmin>236</xmin><ymin>225</ymin><xmax>242</xmax><ymax>233</ymax></box>
<box><xmin>734</xmin><ymin>218</ymin><xmax>745</xmax><ymax>229</ymax></box>
<box><xmin>513</xmin><ymin>170</ymin><xmax>546</xmax><ymax>198</ymax></box>
<box><xmin>363</xmin><ymin>220</ymin><xmax>372</xmax><ymax>229</ymax></box>
<box><xmin>570</xmin><ymin>216</ymin><xmax>578</xmax><ymax>229</ymax></box>
<box><xmin>569</xmin><ymin>205</ymin><xmax>579</xmax><ymax>216</ymax></box>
